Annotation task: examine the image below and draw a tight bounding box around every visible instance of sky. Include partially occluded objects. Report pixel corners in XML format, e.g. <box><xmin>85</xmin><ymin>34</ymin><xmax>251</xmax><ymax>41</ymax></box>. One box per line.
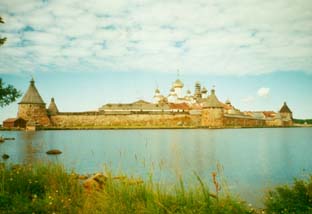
<box><xmin>0</xmin><ymin>0</ymin><xmax>312</xmax><ymax>122</ymax></box>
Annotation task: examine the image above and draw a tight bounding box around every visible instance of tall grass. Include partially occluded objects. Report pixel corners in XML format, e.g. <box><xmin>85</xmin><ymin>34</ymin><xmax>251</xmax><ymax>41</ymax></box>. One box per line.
<box><xmin>8</xmin><ymin>162</ymin><xmax>312</xmax><ymax>213</ymax></box>
<box><xmin>82</xmin><ymin>172</ymin><xmax>252</xmax><ymax>214</ymax></box>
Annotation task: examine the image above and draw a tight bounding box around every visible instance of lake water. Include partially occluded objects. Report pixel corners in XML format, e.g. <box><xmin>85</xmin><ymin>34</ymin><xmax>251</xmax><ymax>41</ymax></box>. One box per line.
<box><xmin>1</xmin><ymin>128</ymin><xmax>311</xmax><ymax>207</ymax></box>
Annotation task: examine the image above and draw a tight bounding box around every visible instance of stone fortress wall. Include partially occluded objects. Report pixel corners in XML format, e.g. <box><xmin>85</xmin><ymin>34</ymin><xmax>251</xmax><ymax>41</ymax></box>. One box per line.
<box><xmin>48</xmin><ymin>112</ymin><xmax>286</xmax><ymax>128</ymax></box>
<box><xmin>50</xmin><ymin>113</ymin><xmax>200</xmax><ymax>128</ymax></box>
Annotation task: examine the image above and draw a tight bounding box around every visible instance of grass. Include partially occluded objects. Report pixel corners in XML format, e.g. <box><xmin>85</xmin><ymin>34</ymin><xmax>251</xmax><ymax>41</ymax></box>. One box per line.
<box><xmin>1</xmin><ymin>162</ymin><xmax>311</xmax><ymax>213</ymax></box>
<box><xmin>0</xmin><ymin>163</ymin><xmax>84</xmax><ymax>213</ymax></box>
<box><xmin>0</xmin><ymin>163</ymin><xmax>254</xmax><ymax>214</ymax></box>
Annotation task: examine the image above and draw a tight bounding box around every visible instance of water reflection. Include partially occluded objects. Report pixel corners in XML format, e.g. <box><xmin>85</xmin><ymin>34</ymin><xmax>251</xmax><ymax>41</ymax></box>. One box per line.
<box><xmin>21</xmin><ymin>131</ymin><xmax>37</xmax><ymax>163</ymax></box>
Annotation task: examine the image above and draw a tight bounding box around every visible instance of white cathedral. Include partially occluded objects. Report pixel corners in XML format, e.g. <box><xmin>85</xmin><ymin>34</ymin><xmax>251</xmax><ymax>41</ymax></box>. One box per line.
<box><xmin>153</xmin><ymin>78</ymin><xmax>208</xmax><ymax>105</ymax></box>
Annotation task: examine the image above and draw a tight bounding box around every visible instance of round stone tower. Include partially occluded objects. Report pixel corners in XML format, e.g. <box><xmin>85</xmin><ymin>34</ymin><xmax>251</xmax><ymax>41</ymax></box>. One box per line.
<box><xmin>201</xmin><ymin>88</ymin><xmax>224</xmax><ymax>127</ymax></box>
<box><xmin>18</xmin><ymin>78</ymin><xmax>51</xmax><ymax>126</ymax></box>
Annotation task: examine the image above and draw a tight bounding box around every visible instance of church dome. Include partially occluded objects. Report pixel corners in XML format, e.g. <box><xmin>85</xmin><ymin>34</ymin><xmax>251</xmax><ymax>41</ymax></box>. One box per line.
<box><xmin>173</xmin><ymin>79</ymin><xmax>184</xmax><ymax>88</ymax></box>
<box><xmin>201</xmin><ymin>87</ymin><xmax>208</xmax><ymax>94</ymax></box>
<box><xmin>225</xmin><ymin>99</ymin><xmax>231</xmax><ymax>105</ymax></box>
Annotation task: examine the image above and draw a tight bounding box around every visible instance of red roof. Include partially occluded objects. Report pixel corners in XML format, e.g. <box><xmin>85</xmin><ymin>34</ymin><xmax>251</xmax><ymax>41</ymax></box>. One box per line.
<box><xmin>3</xmin><ymin>118</ymin><xmax>26</xmax><ymax>123</ymax></box>
<box><xmin>190</xmin><ymin>103</ymin><xmax>203</xmax><ymax>110</ymax></box>
<box><xmin>3</xmin><ymin>118</ymin><xmax>18</xmax><ymax>123</ymax></box>
<box><xmin>169</xmin><ymin>103</ymin><xmax>190</xmax><ymax>110</ymax></box>
<box><xmin>223</xmin><ymin>103</ymin><xmax>233</xmax><ymax>110</ymax></box>
<box><xmin>262</xmin><ymin>111</ymin><xmax>276</xmax><ymax>118</ymax></box>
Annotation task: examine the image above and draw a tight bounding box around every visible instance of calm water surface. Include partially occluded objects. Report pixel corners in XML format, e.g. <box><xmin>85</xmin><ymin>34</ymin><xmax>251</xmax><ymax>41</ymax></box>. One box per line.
<box><xmin>1</xmin><ymin>128</ymin><xmax>311</xmax><ymax>207</ymax></box>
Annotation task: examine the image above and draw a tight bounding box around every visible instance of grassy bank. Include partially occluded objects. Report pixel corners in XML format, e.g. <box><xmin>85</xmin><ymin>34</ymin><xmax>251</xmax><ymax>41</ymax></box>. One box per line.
<box><xmin>0</xmin><ymin>163</ymin><xmax>311</xmax><ymax>213</ymax></box>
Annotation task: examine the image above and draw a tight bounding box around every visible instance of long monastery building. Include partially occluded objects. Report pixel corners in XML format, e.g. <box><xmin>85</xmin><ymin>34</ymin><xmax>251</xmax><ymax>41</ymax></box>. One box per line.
<box><xmin>3</xmin><ymin>78</ymin><xmax>293</xmax><ymax>129</ymax></box>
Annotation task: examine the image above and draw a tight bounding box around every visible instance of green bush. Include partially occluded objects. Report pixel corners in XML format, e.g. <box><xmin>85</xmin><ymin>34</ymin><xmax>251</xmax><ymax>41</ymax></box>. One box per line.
<box><xmin>265</xmin><ymin>176</ymin><xmax>312</xmax><ymax>214</ymax></box>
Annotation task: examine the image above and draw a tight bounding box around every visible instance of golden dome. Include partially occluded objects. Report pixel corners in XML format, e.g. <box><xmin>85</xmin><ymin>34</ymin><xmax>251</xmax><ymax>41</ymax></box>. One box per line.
<box><xmin>173</xmin><ymin>79</ymin><xmax>184</xmax><ymax>88</ymax></box>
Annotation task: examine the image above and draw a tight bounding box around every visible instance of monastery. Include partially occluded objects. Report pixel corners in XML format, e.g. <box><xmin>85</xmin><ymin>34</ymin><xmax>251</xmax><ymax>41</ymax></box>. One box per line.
<box><xmin>3</xmin><ymin>78</ymin><xmax>293</xmax><ymax>129</ymax></box>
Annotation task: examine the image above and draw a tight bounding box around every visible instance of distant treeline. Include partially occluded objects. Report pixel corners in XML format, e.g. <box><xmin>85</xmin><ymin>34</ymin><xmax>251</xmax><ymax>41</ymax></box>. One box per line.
<box><xmin>293</xmin><ymin>119</ymin><xmax>312</xmax><ymax>124</ymax></box>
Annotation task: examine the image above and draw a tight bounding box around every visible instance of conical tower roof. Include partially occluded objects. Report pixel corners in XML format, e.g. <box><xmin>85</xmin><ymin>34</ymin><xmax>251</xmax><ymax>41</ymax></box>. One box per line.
<box><xmin>19</xmin><ymin>78</ymin><xmax>45</xmax><ymax>104</ymax></box>
<box><xmin>279</xmin><ymin>102</ymin><xmax>292</xmax><ymax>113</ymax></box>
<box><xmin>48</xmin><ymin>97</ymin><xmax>59</xmax><ymax>114</ymax></box>
<box><xmin>203</xmin><ymin>89</ymin><xmax>223</xmax><ymax>108</ymax></box>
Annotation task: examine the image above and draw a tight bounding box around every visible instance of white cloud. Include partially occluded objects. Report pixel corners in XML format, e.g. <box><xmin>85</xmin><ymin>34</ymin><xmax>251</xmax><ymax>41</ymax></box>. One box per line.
<box><xmin>257</xmin><ymin>87</ymin><xmax>270</xmax><ymax>97</ymax></box>
<box><xmin>0</xmin><ymin>0</ymin><xmax>312</xmax><ymax>75</ymax></box>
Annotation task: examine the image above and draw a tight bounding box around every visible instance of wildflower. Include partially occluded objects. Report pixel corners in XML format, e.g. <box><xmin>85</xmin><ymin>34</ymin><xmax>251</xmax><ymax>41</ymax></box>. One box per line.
<box><xmin>32</xmin><ymin>194</ymin><xmax>37</xmax><ymax>202</ymax></box>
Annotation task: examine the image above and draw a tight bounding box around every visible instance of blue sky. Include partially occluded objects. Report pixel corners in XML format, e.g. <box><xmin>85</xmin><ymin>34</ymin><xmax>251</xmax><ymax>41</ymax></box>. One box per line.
<box><xmin>1</xmin><ymin>0</ymin><xmax>312</xmax><ymax>121</ymax></box>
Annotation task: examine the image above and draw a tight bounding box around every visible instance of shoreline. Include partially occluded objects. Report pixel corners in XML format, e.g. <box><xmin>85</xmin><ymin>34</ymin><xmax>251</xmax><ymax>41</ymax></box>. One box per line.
<box><xmin>1</xmin><ymin>124</ymin><xmax>311</xmax><ymax>131</ymax></box>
